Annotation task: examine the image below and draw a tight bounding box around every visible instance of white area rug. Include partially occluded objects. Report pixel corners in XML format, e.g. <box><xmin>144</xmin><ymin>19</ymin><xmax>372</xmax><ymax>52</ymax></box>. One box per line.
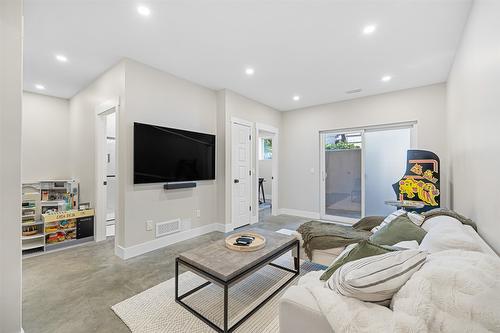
<box><xmin>112</xmin><ymin>257</ymin><xmax>323</xmax><ymax>332</ymax></box>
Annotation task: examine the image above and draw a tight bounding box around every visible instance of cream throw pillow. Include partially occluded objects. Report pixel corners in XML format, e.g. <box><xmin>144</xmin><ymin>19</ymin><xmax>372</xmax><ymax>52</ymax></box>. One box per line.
<box><xmin>327</xmin><ymin>250</ymin><xmax>427</xmax><ymax>306</ymax></box>
<box><xmin>419</xmin><ymin>222</ymin><xmax>482</xmax><ymax>253</ymax></box>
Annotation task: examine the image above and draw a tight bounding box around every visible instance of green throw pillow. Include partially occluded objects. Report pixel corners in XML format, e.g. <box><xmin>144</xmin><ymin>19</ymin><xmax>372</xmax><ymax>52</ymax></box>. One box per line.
<box><xmin>319</xmin><ymin>240</ymin><xmax>396</xmax><ymax>281</ymax></box>
<box><xmin>352</xmin><ymin>216</ymin><xmax>385</xmax><ymax>231</ymax></box>
<box><xmin>369</xmin><ymin>215</ymin><xmax>427</xmax><ymax>246</ymax></box>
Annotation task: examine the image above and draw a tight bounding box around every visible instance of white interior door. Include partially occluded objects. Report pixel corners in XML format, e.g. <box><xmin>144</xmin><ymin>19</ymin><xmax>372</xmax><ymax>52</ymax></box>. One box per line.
<box><xmin>231</xmin><ymin>122</ymin><xmax>252</xmax><ymax>229</ymax></box>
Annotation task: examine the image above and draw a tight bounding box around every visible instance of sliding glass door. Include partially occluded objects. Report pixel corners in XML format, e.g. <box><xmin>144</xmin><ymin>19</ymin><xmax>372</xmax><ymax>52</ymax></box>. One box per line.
<box><xmin>320</xmin><ymin>124</ymin><xmax>413</xmax><ymax>223</ymax></box>
<box><xmin>321</xmin><ymin>132</ymin><xmax>363</xmax><ymax>222</ymax></box>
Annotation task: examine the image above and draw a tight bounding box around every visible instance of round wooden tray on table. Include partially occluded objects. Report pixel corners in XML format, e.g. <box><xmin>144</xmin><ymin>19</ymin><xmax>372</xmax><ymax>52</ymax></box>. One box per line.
<box><xmin>225</xmin><ymin>232</ymin><xmax>266</xmax><ymax>252</ymax></box>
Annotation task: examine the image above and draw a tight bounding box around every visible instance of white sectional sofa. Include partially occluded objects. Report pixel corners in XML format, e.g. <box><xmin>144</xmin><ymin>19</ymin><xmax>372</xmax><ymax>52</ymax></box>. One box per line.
<box><xmin>280</xmin><ymin>218</ymin><xmax>498</xmax><ymax>333</ymax></box>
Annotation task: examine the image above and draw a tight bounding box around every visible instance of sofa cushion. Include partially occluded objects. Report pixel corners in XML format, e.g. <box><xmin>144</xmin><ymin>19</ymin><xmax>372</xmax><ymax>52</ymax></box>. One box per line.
<box><xmin>319</xmin><ymin>241</ymin><xmax>396</xmax><ymax>281</ymax></box>
<box><xmin>327</xmin><ymin>250</ymin><xmax>427</xmax><ymax>306</ymax></box>
<box><xmin>422</xmin><ymin>207</ymin><xmax>477</xmax><ymax>230</ymax></box>
<box><xmin>392</xmin><ymin>240</ymin><xmax>419</xmax><ymax>249</ymax></box>
<box><xmin>369</xmin><ymin>215</ymin><xmax>427</xmax><ymax>246</ymax></box>
<box><xmin>419</xmin><ymin>222</ymin><xmax>482</xmax><ymax>253</ymax></box>
<box><xmin>420</xmin><ymin>215</ymin><xmax>462</xmax><ymax>232</ymax></box>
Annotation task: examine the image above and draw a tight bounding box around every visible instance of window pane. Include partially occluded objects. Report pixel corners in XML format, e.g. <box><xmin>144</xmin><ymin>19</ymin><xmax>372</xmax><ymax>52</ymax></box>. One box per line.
<box><xmin>364</xmin><ymin>128</ymin><xmax>411</xmax><ymax>216</ymax></box>
<box><xmin>324</xmin><ymin>132</ymin><xmax>362</xmax><ymax>219</ymax></box>
<box><xmin>263</xmin><ymin>138</ymin><xmax>272</xmax><ymax>160</ymax></box>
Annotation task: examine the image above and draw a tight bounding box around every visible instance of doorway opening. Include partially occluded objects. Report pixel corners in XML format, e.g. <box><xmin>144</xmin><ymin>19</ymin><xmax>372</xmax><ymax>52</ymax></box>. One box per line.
<box><xmin>320</xmin><ymin>123</ymin><xmax>415</xmax><ymax>223</ymax></box>
<box><xmin>256</xmin><ymin>124</ymin><xmax>279</xmax><ymax>223</ymax></box>
<box><xmin>257</xmin><ymin>131</ymin><xmax>273</xmax><ymax>221</ymax></box>
<box><xmin>105</xmin><ymin>112</ymin><xmax>116</xmax><ymax>237</ymax></box>
<box><xmin>95</xmin><ymin>100</ymin><xmax>119</xmax><ymax>245</ymax></box>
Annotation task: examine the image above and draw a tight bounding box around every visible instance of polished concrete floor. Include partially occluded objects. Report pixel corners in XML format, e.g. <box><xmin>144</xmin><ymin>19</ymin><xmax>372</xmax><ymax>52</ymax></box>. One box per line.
<box><xmin>22</xmin><ymin>214</ymin><xmax>309</xmax><ymax>333</ymax></box>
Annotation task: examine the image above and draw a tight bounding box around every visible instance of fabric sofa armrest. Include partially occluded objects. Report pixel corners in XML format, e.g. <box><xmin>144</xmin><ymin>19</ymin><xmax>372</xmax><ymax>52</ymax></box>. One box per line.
<box><xmin>279</xmin><ymin>286</ymin><xmax>333</xmax><ymax>333</ymax></box>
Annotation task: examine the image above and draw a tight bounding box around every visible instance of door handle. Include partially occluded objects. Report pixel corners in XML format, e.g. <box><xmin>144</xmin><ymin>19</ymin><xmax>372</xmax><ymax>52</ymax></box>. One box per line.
<box><xmin>234</xmin><ymin>179</ymin><xmax>239</xmax><ymax>183</ymax></box>
<box><xmin>103</xmin><ymin>181</ymin><xmax>107</xmax><ymax>186</ymax></box>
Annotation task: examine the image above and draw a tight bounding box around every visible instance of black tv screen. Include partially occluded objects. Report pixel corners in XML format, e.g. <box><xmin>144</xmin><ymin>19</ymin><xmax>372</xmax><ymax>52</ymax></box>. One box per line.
<box><xmin>134</xmin><ymin>122</ymin><xmax>215</xmax><ymax>184</ymax></box>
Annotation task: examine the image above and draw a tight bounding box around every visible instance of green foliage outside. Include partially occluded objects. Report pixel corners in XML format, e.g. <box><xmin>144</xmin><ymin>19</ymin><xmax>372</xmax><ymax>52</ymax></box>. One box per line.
<box><xmin>325</xmin><ymin>141</ymin><xmax>359</xmax><ymax>150</ymax></box>
<box><xmin>263</xmin><ymin>138</ymin><xmax>272</xmax><ymax>159</ymax></box>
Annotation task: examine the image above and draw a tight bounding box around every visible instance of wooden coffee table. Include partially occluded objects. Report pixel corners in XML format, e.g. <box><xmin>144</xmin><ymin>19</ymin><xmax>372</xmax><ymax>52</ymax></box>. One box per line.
<box><xmin>175</xmin><ymin>228</ymin><xmax>300</xmax><ymax>333</ymax></box>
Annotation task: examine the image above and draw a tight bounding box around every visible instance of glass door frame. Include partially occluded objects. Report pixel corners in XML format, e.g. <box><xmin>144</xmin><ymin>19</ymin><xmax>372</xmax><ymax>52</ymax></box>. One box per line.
<box><xmin>319</xmin><ymin>121</ymin><xmax>417</xmax><ymax>224</ymax></box>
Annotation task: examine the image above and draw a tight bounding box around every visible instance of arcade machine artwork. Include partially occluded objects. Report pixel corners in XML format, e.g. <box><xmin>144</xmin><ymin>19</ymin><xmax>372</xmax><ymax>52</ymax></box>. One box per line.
<box><xmin>392</xmin><ymin>150</ymin><xmax>440</xmax><ymax>212</ymax></box>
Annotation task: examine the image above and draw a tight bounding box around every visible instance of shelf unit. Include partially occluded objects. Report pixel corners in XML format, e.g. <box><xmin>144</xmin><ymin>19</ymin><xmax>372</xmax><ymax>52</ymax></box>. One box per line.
<box><xmin>22</xmin><ymin>183</ymin><xmax>44</xmax><ymax>255</ymax></box>
<box><xmin>22</xmin><ymin>180</ymin><xmax>94</xmax><ymax>257</ymax></box>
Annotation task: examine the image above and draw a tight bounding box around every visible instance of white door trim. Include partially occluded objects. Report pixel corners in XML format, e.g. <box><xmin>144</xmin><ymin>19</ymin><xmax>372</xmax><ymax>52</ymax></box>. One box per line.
<box><xmin>95</xmin><ymin>98</ymin><xmax>120</xmax><ymax>245</ymax></box>
<box><xmin>255</xmin><ymin>123</ymin><xmax>279</xmax><ymax>217</ymax></box>
<box><xmin>319</xmin><ymin>120</ymin><xmax>417</xmax><ymax>135</ymax></box>
<box><xmin>230</xmin><ymin>117</ymin><xmax>254</xmax><ymax>229</ymax></box>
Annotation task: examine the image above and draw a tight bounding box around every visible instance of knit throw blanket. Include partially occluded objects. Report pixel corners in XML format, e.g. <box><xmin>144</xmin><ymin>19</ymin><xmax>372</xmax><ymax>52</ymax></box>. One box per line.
<box><xmin>297</xmin><ymin>221</ymin><xmax>371</xmax><ymax>260</ymax></box>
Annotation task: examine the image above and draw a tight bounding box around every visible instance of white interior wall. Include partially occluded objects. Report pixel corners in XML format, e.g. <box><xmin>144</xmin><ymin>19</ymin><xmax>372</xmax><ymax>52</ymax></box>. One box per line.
<box><xmin>69</xmin><ymin>60</ymin><xmax>126</xmax><ymax>245</ymax></box>
<box><xmin>447</xmin><ymin>0</ymin><xmax>500</xmax><ymax>253</ymax></box>
<box><xmin>121</xmin><ymin>59</ymin><xmax>218</xmax><ymax>248</ymax></box>
<box><xmin>280</xmin><ymin>83</ymin><xmax>448</xmax><ymax>217</ymax></box>
<box><xmin>0</xmin><ymin>0</ymin><xmax>23</xmax><ymax>331</ymax></box>
<box><xmin>22</xmin><ymin>92</ymin><xmax>71</xmax><ymax>182</ymax></box>
<box><xmin>216</xmin><ymin>90</ymin><xmax>228</xmax><ymax>227</ymax></box>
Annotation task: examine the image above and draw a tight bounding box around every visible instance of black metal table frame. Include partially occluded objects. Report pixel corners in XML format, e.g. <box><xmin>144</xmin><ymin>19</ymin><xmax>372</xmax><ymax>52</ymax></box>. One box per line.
<box><xmin>175</xmin><ymin>239</ymin><xmax>300</xmax><ymax>333</ymax></box>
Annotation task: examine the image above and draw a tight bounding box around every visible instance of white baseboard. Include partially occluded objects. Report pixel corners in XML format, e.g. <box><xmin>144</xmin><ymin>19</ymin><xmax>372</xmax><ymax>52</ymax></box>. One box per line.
<box><xmin>251</xmin><ymin>215</ymin><xmax>259</xmax><ymax>224</ymax></box>
<box><xmin>278</xmin><ymin>208</ymin><xmax>320</xmax><ymax>220</ymax></box>
<box><xmin>115</xmin><ymin>223</ymin><xmax>228</xmax><ymax>260</ymax></box>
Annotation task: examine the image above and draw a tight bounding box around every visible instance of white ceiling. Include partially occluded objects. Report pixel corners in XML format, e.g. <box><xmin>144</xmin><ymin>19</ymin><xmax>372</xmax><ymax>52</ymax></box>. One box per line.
<box><xmin>24</xmin><ymin>0</ymin><xmax>472</xmax><ymax>111</ymax></box>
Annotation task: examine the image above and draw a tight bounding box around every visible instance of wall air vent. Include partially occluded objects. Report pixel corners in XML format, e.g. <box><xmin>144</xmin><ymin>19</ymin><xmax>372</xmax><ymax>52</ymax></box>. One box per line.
<box><xmin>156</xmin><ymin>218</ymin><xmax>181</xmax><ymax>238</ymax></box>
<box><xmin>346</xmin><ymin>88</ymin><xmax>362</xmax><ymax>94</ymax></box>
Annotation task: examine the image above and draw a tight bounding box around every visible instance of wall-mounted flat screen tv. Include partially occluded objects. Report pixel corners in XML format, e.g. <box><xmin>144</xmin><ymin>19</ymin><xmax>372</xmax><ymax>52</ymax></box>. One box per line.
<box><xmin>134</xmin><ymin>122</ymin><xmax>215</xmax><ymax>184</ymax></box>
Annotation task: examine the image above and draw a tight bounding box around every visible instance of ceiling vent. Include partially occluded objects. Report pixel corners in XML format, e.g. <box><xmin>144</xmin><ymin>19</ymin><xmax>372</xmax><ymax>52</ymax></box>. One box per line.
<box><xmin>346</xmin><ymin>88</ymin><xmax>362</xmax><ymax>94</ymax></box>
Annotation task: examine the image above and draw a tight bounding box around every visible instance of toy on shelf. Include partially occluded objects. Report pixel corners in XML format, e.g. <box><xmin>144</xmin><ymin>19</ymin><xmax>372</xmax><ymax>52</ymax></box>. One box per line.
<box><xmin>22</xmin><ymin>225</ymin><xmax>39</xmax><ymax>237</ymax></box>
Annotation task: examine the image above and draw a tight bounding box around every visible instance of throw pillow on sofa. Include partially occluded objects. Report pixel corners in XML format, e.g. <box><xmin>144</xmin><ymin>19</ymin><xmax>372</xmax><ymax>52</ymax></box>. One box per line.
<box><xmin>352</xmin><ymin>216</ymin><xmax>385</xmax><ymax>231</ymax></box>
<box><xmin>419</xmin><ymin>221</ymin><xmax>482</xmax><ymax>253</ymax></box>
<box><xmin>327</xmin><ymin>249</ymin><xmax>427</xmax><ymax>306</ymax></box>
<box><xmin>319</xmin><ymin>240</ymin><xmax>397</xmax><ymax>281</ymax></box>
<box><xmin>407</xmin><ymin>212</ymin><xmax>425</xmax><ymax>226</ymax></box>
<box><xmin>420</xmin><ymin>215</ymin><xmax>462</xmax><ymax>232</ymax></box>
<box><xmin>369</xmin><ymin>215</ymin><xmax>427</xmax><ymax>246</ymax></box>
<box><xmin>370</xmin><ymin>209</ymin><xmax>406</xmax><ymax>233</ymax></box>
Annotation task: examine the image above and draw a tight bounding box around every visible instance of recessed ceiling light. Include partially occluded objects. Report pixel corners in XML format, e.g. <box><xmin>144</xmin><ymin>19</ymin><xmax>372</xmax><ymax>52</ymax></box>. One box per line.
<box><xmin>55</xmin><ymin>54</ymin><xmax>68</xmax><ymax>62</ymax></box>
<box><xmin>293</xmin><ymin>95</ymin><xmax>300</xmax><ymax>101</ymax></box>
<box><xmin>381</xmin><ymin>75</ymin><xmax>392</xmax><ymax>82</ymax></box>
<box><xmin>35</xmin><ymin>84</ymin><xmax>45</xmax><ymax>90</ymax></box>
<box><xmin>363</xmin><ymin>25</ymin><xmax>377</xmax><ymax>35</ymax></box>
<box><xmin>245</xmin><ymin>67</ymin><xmax>255</xmax><ymax>76</ymax></box>
<box><xmin>137</xmin><ymin>5</ymin><xmax>151</xmax><ymax>16</ymax></box>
